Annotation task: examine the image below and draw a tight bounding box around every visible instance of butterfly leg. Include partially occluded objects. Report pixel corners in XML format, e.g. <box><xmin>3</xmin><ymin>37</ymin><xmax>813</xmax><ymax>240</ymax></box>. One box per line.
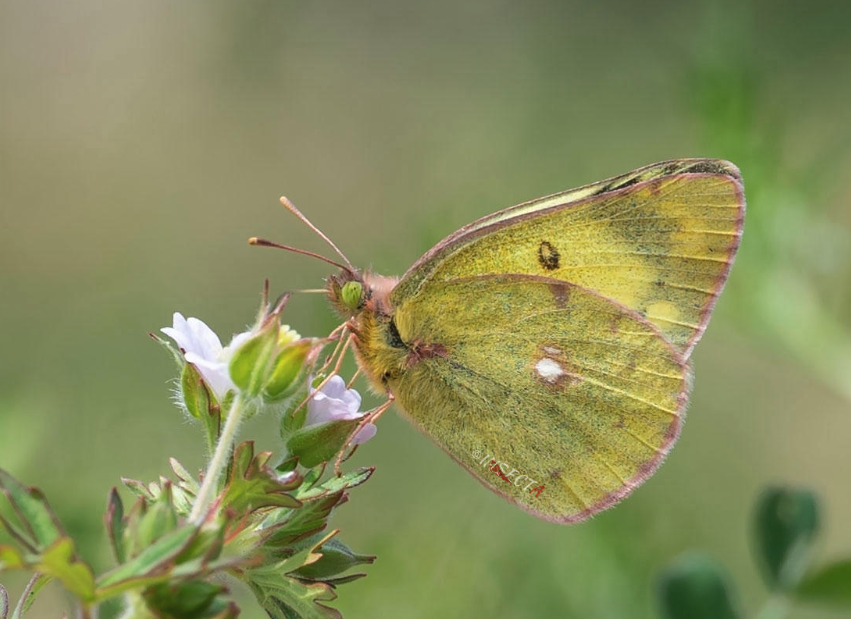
<box><xmin>334</xmin><ymin>392</ymin><xmax>395</xmax><ymax>476</ymax></box>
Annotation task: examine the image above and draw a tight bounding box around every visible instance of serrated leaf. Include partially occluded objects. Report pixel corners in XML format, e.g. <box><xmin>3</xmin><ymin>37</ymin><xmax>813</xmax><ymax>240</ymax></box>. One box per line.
<box><xmin>301</xmin><ymin>464</ymin><xmax>326</xmax><ymax>491</ymax></box>
<box><xmin>170</xmin><ymin>458</ymin><xmax>200</xmax><ymax>494</ymax></box>
<box><xmin>37</xmin><ymin>537</ymin><xmax>96</xmax><ymax>601</ymax></box>
<box><xmin>754</xmin><ymin>487</ymin><xmax>820</xmax><ymax>590</ymax></box>
<box><xmin>297</xmin><ymin>468</ymin><xmax>373</xmax><ymax>501</ymax></box>
<box><xmin>221</xmin><ymin>442</ymin><xmax>302</xmax><ymax>515</ymax></box>
<box><xmin>105</xmin><ymin>488</ymin><xmax>126</xmax><ymax>564</ymax></box>
<box><xmin>262</xmin><ymin>492</ymin><xmax>345</xmax><ymax>550</ymax></box>
<box><xmin>0</xmin><ymin>469</ymin><xmax>64</xmax><ymax>549</ymax></box>
<box><xmin>657</xmin><ymin>553</ymin><xmax>742</xmax><ymax>619</ymax></box>
<box><xmin>795</xmin><ymin>560</ymin><xmax>851</xmax><ymax>607</ymax></box>
<box><xmin>247</xmin><ymin>531</ymin><xmax>342</xmax><ymax>619</ymax></box>
<box><xmin>121</xmin><ymin>478</ymin><xmax>156</xmax><ymax>501</ymax></box>
<box><xmin>291</xmin><ymin>536</ymin><xmax>375</xmax><ymax>581</ymax></box>
<box><xmin>134</xmin><ymin>482</ymin><xmax>179</xmax><ymax>552</ymax></box>
<box><xmin>97</xmin><ymin>523</ymin><xmax>198</xmax><ymax>592</ymax></box>
<box><xmin>286</xmin><ymin>420</ymin><xmax>360</xmax><ymax>469</ymax></box>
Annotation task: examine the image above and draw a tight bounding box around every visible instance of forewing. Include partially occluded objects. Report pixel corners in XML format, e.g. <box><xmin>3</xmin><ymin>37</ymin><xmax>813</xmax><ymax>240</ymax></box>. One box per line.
<box><xmin>390</xmin><ymin>274</ymin><xmax>689</xmax><ymax>523</ymax></box>
<box><xmin>392</xmin><ymin>159</ymin><xmax>745</xmax><ymax>358</ymax></box>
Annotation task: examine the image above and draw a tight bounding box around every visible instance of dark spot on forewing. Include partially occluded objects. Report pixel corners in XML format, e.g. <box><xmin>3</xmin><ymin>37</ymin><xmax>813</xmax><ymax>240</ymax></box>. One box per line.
<box><xmin>548</xmin><ymin>282</ymin><xmax>571</xmax><ymax>309</ymax></box>
<box><xmin>537</xmin><ymin>241</ymin><xmax>561</xmax><ymax>271</ymax></box>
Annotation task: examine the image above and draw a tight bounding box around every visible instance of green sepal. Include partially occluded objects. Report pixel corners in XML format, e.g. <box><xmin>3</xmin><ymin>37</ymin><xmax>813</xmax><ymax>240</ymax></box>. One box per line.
<box><xmin>657</xmin><ymin>552</ymin><xmax>742</xmax><ymax>619</ymax></box>
<box><xmin>297</xmin><ymin>467</ymin><xmax>373</xmax><ymax>501</ymax></box>
<box><xmin>221</xmin><ymin>442</ymin><xmax>302</xmax><ymax>515</ymax></box>
<box><xmin>181</xmin><ymin>362</ymin><xmax>221</xmax><ymax>451</ymax></box>
<box><xmin>133</xmin><ymin>482</ymin><xmax>179</xmax><ymax>553</ymax></box>
<box><xmin>0</xmin><ymin>468</ymin><xmax>64</xmax><ymax>550</ymax></box>
<box><xmin>754</xmin><ymin>487</ymin><xmax>820</xmax><ymax>591</ymax></box>
<box><xmin>291</xmin><ymin>536</ymin><xmax>375</xmax><ymax>581</ymax></box>
<box><xmin>795</xmin><ymin>559</ymin><xmax>851</xmax><ymax>607</ymax></box>
<box><xmin>286</xmin><ymin>420</ymin><xmax>359</xmax><ymax>469</ymax></box>
<box><xmin>264</xmin><ymin>341</ymin><xmax>311</xmax><ymax>401</ymax></box>
<box><xmin>106</xmin><ymin>488</ymin><xmax>126</xmax><ymax>564</ymax></box>
<box><xmin>149</xmin><ymin>332</ymin><xmax>185</xmax><ymax>371</ymax></box>
<box><xmin>229</xmin><ymin>327</ymin><xmax>277</xmax><ymax>398</ymax></box>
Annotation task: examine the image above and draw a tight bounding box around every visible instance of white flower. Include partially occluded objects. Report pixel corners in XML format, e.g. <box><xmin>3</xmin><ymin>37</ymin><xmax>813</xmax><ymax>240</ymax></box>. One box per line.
<box><xmin>161</xmin><ymin>313</ymin><xmax>252</xmax><ymax>402</ymax></box>
<box><xmin>306</xmin><ymin>375</ymin><xmax>376</xmax><ymax>445</ymax></box>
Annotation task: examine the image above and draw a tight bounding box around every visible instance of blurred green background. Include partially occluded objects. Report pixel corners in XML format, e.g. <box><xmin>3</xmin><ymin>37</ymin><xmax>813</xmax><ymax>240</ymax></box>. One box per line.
<box><xmin>2</xmin><ymin>1</ymin><xmax>850</xmax><ymax>617</ymax></box>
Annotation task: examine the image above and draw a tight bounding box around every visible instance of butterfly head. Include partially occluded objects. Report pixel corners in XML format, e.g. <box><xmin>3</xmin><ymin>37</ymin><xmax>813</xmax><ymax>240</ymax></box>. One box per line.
<box><xmin>326</xmin><ymin>268</ymin><xmax>367</xmax><ymax>317</ymax></box>
<box><xmin>326</xmin><ymin>268</ymin><xmax>399</xmax><ymax>319</ymax></box>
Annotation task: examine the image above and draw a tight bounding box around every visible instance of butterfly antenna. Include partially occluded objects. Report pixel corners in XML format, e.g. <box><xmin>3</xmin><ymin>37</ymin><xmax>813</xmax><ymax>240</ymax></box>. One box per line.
<box><xmin>279</xmin><ymin>196</ymin><xmax>356</xmax><ymax>271</ymax></box>
<box><xmin>248</xmin><ymin>237</ymin><xmax>351</xmax><ymax>272</ymax></box>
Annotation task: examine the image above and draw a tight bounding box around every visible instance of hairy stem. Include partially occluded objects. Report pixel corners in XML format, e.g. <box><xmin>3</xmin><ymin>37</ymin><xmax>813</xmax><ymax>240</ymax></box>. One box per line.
<box><xmin>189</xmin><ymin>394</ymin><xmax>247</xmax><ymax>522</ymax></box>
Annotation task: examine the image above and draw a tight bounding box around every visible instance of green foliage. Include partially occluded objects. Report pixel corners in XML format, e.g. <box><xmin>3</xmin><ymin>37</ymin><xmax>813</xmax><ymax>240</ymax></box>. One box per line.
<box><xmin>657</xmin><ymin>486</ymin><xmax>851</xmax><ymax>619</ymax></box>
<box><xmin>658</xmin><ymin>553</ymin><xmax>741</xmax><ymax>619</ymax></box>
<box><xmin>0</xmin><ymin>295</ymin><xmax>376</xmax><ymax>618</ymax></box>
<box><xmin>753</xmin><ymin>487</ymin><xmax>819</xmax><ymax>591</ymax></box>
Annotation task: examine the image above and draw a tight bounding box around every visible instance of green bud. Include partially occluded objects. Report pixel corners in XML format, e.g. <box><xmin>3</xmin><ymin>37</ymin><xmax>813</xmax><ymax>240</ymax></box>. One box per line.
<box><xmin>264</xmin><ymin>341</ymin><xmax>311</xmax><ymax>400</ymax></box>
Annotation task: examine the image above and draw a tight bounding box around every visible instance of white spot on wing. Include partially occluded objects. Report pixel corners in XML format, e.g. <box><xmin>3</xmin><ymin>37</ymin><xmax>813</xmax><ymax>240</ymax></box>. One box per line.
<box><xmin>535</xmin><ymin>358</ymin><xmax>564</xmax><ymax>382</ymax></box>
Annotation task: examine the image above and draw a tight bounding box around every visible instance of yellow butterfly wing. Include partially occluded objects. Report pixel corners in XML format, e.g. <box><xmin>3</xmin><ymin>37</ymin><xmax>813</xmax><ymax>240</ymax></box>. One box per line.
<box><xmin>389</xmin><ymin>274</ymin><xmax>689</xmax><ymax>523</ymax></box>
<box><xmin>393</xmin><ymin>159</ymin><xmax>745</xmax><ymax>357</ymax></box>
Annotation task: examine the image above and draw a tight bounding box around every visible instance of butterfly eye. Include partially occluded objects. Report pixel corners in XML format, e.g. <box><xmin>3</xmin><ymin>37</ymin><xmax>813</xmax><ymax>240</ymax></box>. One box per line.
<box><xmin>340</xmin><ymin>281</ymin><xmax>364</xmax><ymax>310</ymax></box>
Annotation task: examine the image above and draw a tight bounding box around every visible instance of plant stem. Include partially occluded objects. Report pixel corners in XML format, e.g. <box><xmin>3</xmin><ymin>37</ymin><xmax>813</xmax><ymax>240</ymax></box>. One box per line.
<box><xmin>754</xmin><ymin>594</ymin><xmax>789</xmax><ymax>619</ymax></box>
<box><xmin>189</xmin><ymin>394</ymin><xmax>247</xmax><ymax>522</ymax></box>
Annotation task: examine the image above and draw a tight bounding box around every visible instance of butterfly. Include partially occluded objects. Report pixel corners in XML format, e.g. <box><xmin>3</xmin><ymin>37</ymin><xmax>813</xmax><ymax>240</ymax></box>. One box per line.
<box><xmin>254</xmin><ymin>159</ymin><xmax>745</xmax><ymax>524</ymax></box>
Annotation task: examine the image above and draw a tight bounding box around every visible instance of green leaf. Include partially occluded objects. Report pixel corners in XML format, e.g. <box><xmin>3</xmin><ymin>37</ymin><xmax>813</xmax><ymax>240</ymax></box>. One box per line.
<box><xmin>97</xmin><ymin>523</ymin><xmax>199</xmax><ymax>592</ymax></box>
<box><xmin>221</xmin><ymin>442</ymin><xmax>302</xmax><ymax>515</ymax></box>
<box><xmin>0</xmin><ymin>468</ymin><xmax>64</xmax><ymax>550</ymax></box>
<box><xmin>657</xmin><ymin>553</ymin><xmax>742</xmax><ymax>619</ymax></box>
<box><xmin>297</xmin><ymin>467</ymin><xmax>373</xmax><ymax>501</ymax></box>
<box><xmin>105</xmin><ymin>488</ymin><xmax>126</xmax><ymax>564</ymax></box>
<box><xmin>286</xmin><ymin>420</ymin><xmax>360</xmax><ymax>469</ymax></box>
<box><xmin>134</xmin><ymin>482</ymin><xmax>179</xmax><ymax>553</ymax></box>
<box><xmin>291</xmin><ymin>537</ymin><xmax>375</xmax><ymax>581</ymax></box>
<box><xmin>263</xmin><ymin>493</ymin><xmax>345</xmax><ymax>550</ymax></box>
<box><xmin>143</xmin><ymin>580</ymin><xmax>228</xmax><ymax>619</ymax></box>
<box><xmin>754</xmin><ymin>487</ymin><xmax>820</xmax><ymax>590</ymax></box>
<box><xmin>37</xmin><ymin>537</ymin><xmax>96</xmax><ymax>601</ymax></box>
<box><xmin>795</xmin><ymin>559</ymin><xmax>851</xmax><ymax>607</ymax></box>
